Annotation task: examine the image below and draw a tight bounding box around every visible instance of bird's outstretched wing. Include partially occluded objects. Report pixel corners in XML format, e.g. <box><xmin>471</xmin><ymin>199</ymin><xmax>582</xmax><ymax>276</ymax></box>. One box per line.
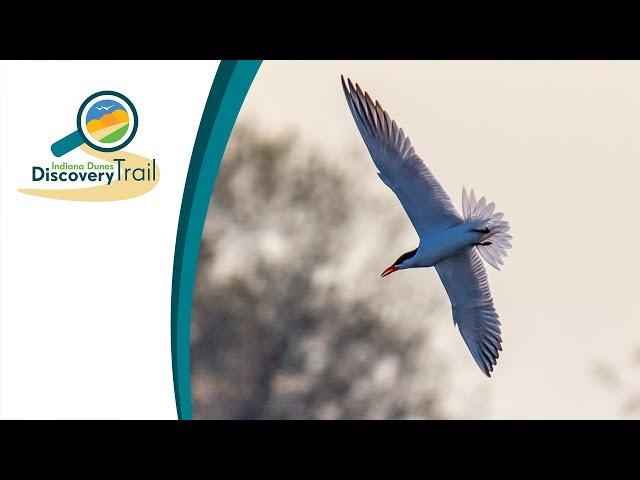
<box><xmin>435</xmin><ymin>248</ymin><xmax>502</xmax><ymax>376</ymax></box>
<box><xmin>341</xmin><ymin>76</ymin><xmax>461</xmax><ymax>235</ymax></box>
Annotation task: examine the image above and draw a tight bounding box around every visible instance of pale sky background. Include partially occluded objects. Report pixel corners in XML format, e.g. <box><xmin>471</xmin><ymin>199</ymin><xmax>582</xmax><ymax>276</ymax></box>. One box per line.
<box><xmin>234</xmin><ymin>60</ymin><xmax>640</xmax><ymax>419</ymax></box>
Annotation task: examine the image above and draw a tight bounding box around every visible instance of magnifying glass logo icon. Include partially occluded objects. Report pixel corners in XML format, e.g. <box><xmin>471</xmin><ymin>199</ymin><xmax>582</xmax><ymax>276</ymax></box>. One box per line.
<box><xmin>51</xmin><ymin>91</ymin><xmax>138</xmax><ymax>157</ymax></box>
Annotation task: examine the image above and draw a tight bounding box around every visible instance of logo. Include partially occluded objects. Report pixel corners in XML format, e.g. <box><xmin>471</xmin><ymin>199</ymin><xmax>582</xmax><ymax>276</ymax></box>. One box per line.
<box><xmin>52</xmin><ymin>91</ymin><xmax>139</xmax><ymax>156</ymax></box>
<box><xmin>19</xmin><ymin>91</ymin><xmax>159</xmax><ymax>202</ymax></box>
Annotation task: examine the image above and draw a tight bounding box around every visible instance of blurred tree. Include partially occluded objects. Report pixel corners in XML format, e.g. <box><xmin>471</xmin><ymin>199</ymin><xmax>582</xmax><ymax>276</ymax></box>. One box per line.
<box><xmin>191</xmin><ymin>124</ymin><xmax>445</xmax><ymax>419</ymax></box>
<box><xmin>593</xmin><ymin>347</ymin><xmax>640</xmax><ymax>417</ymax></box>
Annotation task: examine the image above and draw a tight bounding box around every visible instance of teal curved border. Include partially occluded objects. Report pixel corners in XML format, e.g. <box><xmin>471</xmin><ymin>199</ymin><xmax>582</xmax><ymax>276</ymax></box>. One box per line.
<box><xmin>171</xmin><ymin>60</ymin><xmax>262</xmax><ymax>420</ymax></box>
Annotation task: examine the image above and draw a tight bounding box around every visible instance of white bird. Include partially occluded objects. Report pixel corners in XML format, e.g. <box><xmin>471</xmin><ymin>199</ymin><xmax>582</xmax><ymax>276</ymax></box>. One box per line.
<box><xmin>96</xmin><ymin>104</ymin><xmax>116</xmax><ymax>111</ymax></box>
<box><xmin>341</xmin><ymin>76</ymin><xmax>512</xmax><ymax>377</ymax></box>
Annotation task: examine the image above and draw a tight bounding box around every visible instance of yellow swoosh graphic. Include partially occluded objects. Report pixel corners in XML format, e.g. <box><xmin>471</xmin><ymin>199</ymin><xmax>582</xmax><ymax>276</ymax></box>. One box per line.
<box><xmin>18</xmin><ymin>145</ymin><xmax>159</xmax><ymax>202</ymax></box>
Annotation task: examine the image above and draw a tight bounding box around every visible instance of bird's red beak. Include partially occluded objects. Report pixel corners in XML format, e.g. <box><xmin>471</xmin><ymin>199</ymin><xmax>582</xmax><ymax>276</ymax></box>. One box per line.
<box><xmin>381</xmin><ymin>264</ymin><xmax>398</xmax><ymax>278</ymax></box>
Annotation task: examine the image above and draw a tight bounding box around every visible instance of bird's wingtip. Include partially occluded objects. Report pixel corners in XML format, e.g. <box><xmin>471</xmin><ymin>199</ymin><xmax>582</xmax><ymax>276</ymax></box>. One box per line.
<box><xmin>340</xmin><ymin>75</ymin><xmax>349</xmax><ymax>96</ymax></box>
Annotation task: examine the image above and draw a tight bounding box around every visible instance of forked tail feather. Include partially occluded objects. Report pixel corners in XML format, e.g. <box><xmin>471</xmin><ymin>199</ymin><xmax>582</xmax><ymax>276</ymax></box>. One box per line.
<box><xmin>462</xmin><ymin>187</ymin><xmax>512</xmax><ymax>270</ymax></box>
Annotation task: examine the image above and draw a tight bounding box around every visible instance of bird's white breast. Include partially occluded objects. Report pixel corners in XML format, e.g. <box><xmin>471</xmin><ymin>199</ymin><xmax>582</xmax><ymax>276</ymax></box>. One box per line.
<box><xmin>414</xmin><ymin>222</ymin><xmax>484</xmax><ymax>267</ymax></box>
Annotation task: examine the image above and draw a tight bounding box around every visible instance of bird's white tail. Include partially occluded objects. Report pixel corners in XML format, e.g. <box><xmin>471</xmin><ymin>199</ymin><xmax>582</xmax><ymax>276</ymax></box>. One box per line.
<box><xmin>462</xmin><ymin>187</ymin><xmax>512</xmax><ymax>270</ymax></box>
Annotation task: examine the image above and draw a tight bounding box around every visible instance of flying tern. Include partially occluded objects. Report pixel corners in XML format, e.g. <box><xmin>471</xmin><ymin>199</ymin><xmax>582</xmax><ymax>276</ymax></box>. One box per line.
<box><xmin>341</xmin><ymin>76</ymin><xmax>512</xmax><ymax>376</ymax></box>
